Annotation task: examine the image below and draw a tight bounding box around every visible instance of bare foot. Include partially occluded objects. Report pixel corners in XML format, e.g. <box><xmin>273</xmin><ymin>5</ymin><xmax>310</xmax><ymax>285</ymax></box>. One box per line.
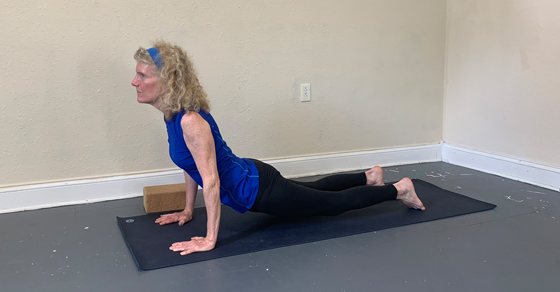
<box><xmin>365</xmin><ymin>166</ymin><xmax>385</xmax><ymax>186</ymax></box>
<box><xmin>394</xmin><ymin>177</ymin><xmax>425</xmax><ymax>211</ymax></box>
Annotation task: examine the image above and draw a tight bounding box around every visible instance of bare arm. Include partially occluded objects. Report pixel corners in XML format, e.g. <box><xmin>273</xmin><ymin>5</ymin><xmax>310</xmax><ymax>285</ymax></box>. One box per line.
<box><xmin>169</xmin><ymin>112</ymin><xmax>221</xmax><ymax>255</ymax></box>
<box><xmin>154</xmin><ymin>171</ymin><xmax>199</xmax><ymax>226</ymax></box>
<box><xmin>183</xmin><ymin>170</ymin><xmax>199</xmax><ymax>214</ymax></box>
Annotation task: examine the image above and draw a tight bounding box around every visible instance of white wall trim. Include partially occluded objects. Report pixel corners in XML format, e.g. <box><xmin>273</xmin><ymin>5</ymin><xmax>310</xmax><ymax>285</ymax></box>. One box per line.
<box><xmin>442</xmin><ymin>143</ymin><xmax>560</xmax><ymax>192</ymax></box>
<box><xmin>0</xmin><ymin>144</ymin><xmax>442</xmax><ymax>214</ymax></box>
<box><xmin>270</xmin><ymin>144</ymin><xmax>442</xmax><ymax>178</ymax></box>
<box><xmin>4</xmin><ymin>142</ymin><xmax>558</xmax><ymax>214</ymax></box>
<box><xmin>0</xmin><ymin>170</ymin><xmax>185</xmax><ymax>214</ymax></box>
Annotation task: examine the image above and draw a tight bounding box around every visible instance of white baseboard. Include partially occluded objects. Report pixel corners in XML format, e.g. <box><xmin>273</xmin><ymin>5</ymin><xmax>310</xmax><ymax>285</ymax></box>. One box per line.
<box><xmin>0</xmin><ymin>170</ymin><xmax>186</xmax><ymax>214</ymax></box>
<box><xmin>3</xmin><ymin>142</ymin><xmax>557</xmax><ymax>214</ymax></box>
<box><xmin>442</xmin><ymin>143</ymin><xmax>560</xmax><ymax>192</ymax></box>
<box><xmin>0</xmin><ymin>144</ymin><xmax>442</xmax><ymax>214</ymax></box>
<box><xmin>270</xmin><ymin>144</ymin><xmax>442</xmax><ymax>178</ymax></box>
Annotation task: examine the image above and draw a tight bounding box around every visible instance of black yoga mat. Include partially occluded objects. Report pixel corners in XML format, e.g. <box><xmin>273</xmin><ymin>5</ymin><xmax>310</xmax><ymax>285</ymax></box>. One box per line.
<box><xmin>118</xmin><ymin>179</ymin><xmax>496</xmax><ymax>270</ymax></box>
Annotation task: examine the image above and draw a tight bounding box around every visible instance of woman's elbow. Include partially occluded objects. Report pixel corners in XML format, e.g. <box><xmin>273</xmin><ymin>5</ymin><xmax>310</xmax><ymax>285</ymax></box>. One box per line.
<box><xmin>204</xmin><ymin>176</ymin><xmax>220</xmax><ymax>190</ymax></box>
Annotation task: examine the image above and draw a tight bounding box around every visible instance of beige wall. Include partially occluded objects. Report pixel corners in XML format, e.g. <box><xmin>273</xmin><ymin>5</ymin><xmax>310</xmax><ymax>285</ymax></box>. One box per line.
<box><xmin>0</xmin><ymin>0</ymin><xmax>446</xmax><ymax>188</ymax></box>
<box><xmin>444</xmin><ymin>0</ymin><xmax>560</xmax><ymax>167</ymax></box>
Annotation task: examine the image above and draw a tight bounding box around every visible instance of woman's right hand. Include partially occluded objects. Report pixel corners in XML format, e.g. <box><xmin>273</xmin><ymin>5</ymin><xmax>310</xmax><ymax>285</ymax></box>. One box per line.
<box><xmin>155</xmin><ymin>211</ymin><xmax>193</xmax><ymax>226</ymax></box>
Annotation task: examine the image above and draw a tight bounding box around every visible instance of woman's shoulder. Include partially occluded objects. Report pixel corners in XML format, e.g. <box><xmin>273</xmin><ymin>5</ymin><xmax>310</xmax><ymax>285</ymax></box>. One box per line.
<box><xmin>180</xmin><ymin>110</ymin><xmax>213</xmax><ymax>129</ymax></box>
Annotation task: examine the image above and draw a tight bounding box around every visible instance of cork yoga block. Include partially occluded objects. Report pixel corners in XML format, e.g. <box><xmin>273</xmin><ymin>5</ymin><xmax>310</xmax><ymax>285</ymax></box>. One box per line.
<box><xmin>143</xmin><ymin>183</ymin><xmax>186</xmax><ymax>213</ymax></box>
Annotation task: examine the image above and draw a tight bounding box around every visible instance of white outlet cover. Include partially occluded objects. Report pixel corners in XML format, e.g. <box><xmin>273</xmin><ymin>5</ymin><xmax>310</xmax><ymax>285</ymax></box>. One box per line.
<box><xmin>300</xmin><ymin>83</ymin><xmax>311</xmax><ymax>102</ymax></box>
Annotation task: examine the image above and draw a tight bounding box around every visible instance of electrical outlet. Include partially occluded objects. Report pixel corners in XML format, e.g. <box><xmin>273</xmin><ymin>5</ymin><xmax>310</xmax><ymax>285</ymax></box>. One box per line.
<box><xmin>300</xmin><ymin>83</ymin><xmax>311</xmax><ymax>102</ymax></box>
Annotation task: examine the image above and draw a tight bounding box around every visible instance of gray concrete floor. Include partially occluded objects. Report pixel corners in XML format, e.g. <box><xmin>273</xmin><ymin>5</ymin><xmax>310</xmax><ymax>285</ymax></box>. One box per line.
<box><xmin>1</xmin><ymin>162</ymin><xmax>559</xmax><ymax>292</ymax></box>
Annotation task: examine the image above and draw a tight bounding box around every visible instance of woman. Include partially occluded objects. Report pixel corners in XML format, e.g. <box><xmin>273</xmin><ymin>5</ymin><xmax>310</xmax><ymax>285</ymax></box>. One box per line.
<box><xmin>131</xmin><ymin>40</ymin><xmax>425</xmax><ymax>256</ymax></box>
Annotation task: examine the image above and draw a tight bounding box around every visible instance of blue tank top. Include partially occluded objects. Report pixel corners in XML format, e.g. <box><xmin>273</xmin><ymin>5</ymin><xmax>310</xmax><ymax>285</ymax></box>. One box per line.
<box><xmin>165</xmin><ymin>110</ymin><xmax>259</xmax><ymax>213</ymax></box>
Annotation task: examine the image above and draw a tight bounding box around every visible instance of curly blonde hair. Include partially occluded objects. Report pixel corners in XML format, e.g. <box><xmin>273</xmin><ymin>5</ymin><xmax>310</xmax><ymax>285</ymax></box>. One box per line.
<box><xmin>134</xmin><ymin>40</ymin><xmax>210</xmax><ymax>120</ymax></box>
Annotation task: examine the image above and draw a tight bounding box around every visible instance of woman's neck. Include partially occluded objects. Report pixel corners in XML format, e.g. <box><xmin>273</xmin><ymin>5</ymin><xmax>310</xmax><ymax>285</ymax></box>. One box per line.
<box><xmin>150</xmin><ymin>97</ymin><xmax>165</xmax><ymax>113</ymax></box>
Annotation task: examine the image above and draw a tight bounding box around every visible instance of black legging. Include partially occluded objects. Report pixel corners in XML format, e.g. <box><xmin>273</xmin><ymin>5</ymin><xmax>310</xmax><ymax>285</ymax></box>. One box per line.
<box><xmin>249</xmin><ymin>159</ymin><xmax>397</xmax><ymax>217</ymax></box>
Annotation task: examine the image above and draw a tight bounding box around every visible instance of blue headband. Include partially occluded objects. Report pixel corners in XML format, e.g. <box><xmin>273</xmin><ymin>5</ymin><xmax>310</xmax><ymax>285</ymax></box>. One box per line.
<box><xmin>146</xmin><ymin>47</ymin><xmax>163</xmax><ymax>70</ymax></box>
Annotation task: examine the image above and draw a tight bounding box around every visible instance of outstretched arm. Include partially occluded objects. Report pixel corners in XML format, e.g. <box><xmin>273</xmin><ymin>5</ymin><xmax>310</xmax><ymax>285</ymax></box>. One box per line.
<box><xmin>183</xmin><ymin>170</ymin><xmax>199</xmax><ymax>214</ymax></box>
<box><xmin>155</xmin><ymin>171</ymin><xmax>199</xmax><ymax>226</ymax></box>
<box><xmin>169</xmin><ymin>111</ymin><xmax>221</xmax><ymax>255</ymax></box>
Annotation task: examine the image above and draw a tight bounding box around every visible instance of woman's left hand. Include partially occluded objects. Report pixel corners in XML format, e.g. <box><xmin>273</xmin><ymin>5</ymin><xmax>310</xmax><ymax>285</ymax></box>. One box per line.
<box><xmin>169</xmin><ymin>237</ymin><xmax>216</xmax><ymax>255</ymax></box>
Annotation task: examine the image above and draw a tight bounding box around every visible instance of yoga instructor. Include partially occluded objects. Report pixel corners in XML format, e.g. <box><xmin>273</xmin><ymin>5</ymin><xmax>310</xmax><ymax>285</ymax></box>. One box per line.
<box><xmin>131</xmin><ymin>40</ymin><xmax>425</xmax><ymax>256</ymax></box>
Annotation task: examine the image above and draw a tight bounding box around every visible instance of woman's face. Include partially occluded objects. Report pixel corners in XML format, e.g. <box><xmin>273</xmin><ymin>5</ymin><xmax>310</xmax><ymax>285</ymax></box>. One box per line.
<box><xmin>131</xmin><ymin>62</ymin><xmax>160</xmax><ymax>105</ymax></box>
